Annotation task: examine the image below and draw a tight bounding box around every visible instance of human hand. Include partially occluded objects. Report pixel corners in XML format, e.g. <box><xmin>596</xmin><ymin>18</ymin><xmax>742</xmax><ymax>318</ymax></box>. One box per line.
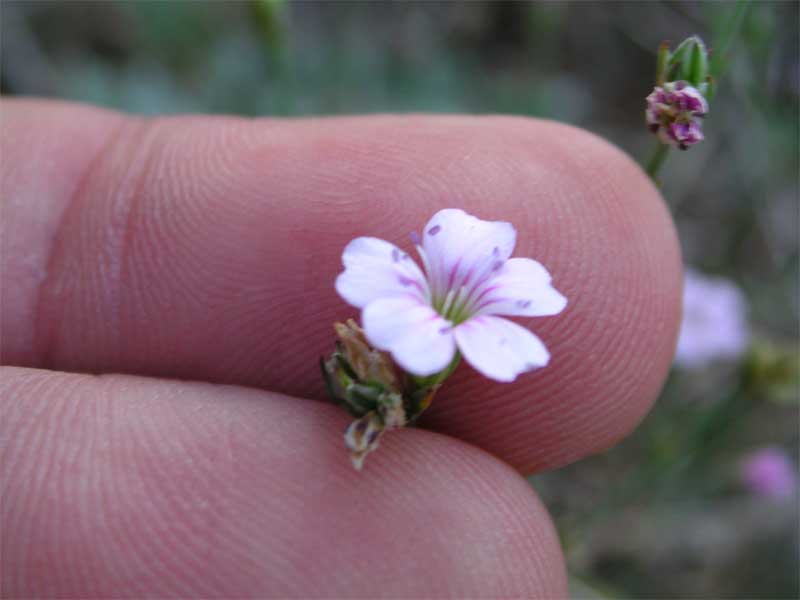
<box><xmin>1</xmin><ymin>99</ymin><xmax>682</xmax><ymax>597</ymax></box>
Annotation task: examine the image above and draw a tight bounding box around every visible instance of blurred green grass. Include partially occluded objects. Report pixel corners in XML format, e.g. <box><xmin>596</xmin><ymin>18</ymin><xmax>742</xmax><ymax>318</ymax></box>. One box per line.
<box><xmin>2</xmin><ymin>1</ymin><xmax>797</xmax><ymax>597</ymax></box>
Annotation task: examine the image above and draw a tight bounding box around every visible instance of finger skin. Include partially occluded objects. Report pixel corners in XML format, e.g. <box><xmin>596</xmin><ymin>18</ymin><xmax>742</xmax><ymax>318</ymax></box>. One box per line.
<box><xmin>1</xmin><ymin>99</ymin><xmax>682</xmax><ymax>473</ymax></box>
<box><xmin>0</xmin><ymin>367</ymin><xmax>566</xmax><ymax>598</ymax></box>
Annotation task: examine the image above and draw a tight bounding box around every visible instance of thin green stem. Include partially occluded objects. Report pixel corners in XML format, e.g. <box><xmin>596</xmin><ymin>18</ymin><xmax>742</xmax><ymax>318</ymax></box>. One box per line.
<box><xmin>409</xmin><ymin>351</ymin><xmax>462</xmax><ymax>390</ymax></box>
<box><xmin>710</xmin><ymin>0</ymin><xmax>750</xmax><ymax>82</ymax></box>
<box><xmin>645</xmin><ymin>142</ymin><xmax>670</xmax><ymax>182</ymax></box>
<box><xmin>655</xmin><ymin>42</ymin><xmax>670</xmax><ymax>86</ymax></box>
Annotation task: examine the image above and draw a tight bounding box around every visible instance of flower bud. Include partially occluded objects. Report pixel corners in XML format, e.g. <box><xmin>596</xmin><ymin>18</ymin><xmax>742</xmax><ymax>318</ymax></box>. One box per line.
<box><xmin>665</xmin><ymin>36</ymin><xmax>710</xmax><ymax>89</ymax></box>
<box><xmin>322</xmin><ymin>319</ymin><xmax>418</xmax><ymax>469</ymax></box>
<box><xmin>646</xmin><ymin>81</ymin><xmax>708</xmax><ymax>150</ymax></box>
<box><xmin>321</xmin><ymin>319</ymin><xmax>402</xmax><ymax>416</ymax></box>
<box><xmin>334</xmin><ymin>319</ymin><xmax>400</xmax><ymax>391</ymax></box>
<box><xmin>687</xmin><ymin>37</ymin><xmax>710</xmax><ymax>90</ymax></box>
<box><xmin>342</xmin><ymin>391</ymin><xmax>407</xmax><ymax>470</ymax></box>
<box><xmin>344</xmin><ymin>411</ymin><xmax>384</xmax><ymax>471</ymax></box>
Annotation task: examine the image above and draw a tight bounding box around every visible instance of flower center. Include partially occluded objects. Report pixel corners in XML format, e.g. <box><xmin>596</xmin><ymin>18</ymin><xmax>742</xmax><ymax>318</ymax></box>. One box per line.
<box><xmin>435</xmin><ymin>286</ymin><xmax>473</xmax><ymax>324</ymax></box>
<box><xmin>414</xmin><ymin>234</ymin><xmax>503</xmax><ymax>325</ymax></box>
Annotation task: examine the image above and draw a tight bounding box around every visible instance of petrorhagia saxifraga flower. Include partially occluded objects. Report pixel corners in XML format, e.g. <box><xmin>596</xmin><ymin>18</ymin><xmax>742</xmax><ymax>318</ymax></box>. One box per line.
<box><xmin>325</xmin><ymin>209</ymin><xmax>567</xmax><ymax>469</ymax></box>
<box><xmin>646</xmin><ymin>81</ymin><xmax>708</xmax><ymax>150</ymax></box>
<box><xmin>335</xmin><ymin>209</ymin><xmax>567</xmax><ymax>383</ymax></box>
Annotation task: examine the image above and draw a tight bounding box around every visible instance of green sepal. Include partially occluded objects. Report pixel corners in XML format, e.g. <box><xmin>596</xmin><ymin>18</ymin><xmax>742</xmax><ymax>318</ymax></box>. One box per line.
<box><xmin>665</xmin><ymin>36</ymin><xmax>709</xmax><ymax>89</ymax></box>
<box><xmin>409</xmin><ymin>352</ymin><xmax>462</xmax><ymax>390</ymax></box>
<box><xmin>344</xmin><ymin>382</ymin><xmax>385</xmax><ymax>416</ymax></box>
<box><xmin>320</xmin><ymin>357</ymin><xmax>339</xmax><ymax>401</ymax></box>
<box><xmin>687</xmin><ymin>37</ymin><xmax>709</xmax><ymax>87</ymax></box>
<box><xmin>667</xmin><ymin>37</ymin><xmax>694</xmax><ymax>80</ymax></box>
<box><xmin>334</xmin><ymin>350</ymin><xmax>359</xmax><ymax>381</ymax></box>
<box><xmin>404</xmin><ymin>386</ymin><xmax>435</xmax><ymax>422</ymax></box>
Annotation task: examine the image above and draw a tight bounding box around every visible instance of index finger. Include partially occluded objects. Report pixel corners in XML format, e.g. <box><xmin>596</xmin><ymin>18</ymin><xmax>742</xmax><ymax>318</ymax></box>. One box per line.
<box><xmin>1</xmin><ymin>99</ymin><xmax>682</xmax><ymax>473</ymax></box>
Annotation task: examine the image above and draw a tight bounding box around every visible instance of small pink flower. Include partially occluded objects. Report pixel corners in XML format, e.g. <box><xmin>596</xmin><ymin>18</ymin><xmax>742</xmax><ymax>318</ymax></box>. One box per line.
<box><xmin>740</xmin><ymin>447</ymin><xmax>797</xmax><ymax>500</ymax></box>
<box><xmin>335</xmin><ymin>209</ymin><xmax>567</xmax><ymax>382</ymax></box>
<box><xmin>646</xmin><ymin>81</ymin><xmax>708</xmax><ymax>150</ymax></box>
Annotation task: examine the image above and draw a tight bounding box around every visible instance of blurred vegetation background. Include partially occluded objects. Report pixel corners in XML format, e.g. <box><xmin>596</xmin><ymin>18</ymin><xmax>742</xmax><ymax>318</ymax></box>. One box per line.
<box><xmin>2</xmin><ymin>1</ymin><xmax>798</xmax><ymax>597</ymax></box>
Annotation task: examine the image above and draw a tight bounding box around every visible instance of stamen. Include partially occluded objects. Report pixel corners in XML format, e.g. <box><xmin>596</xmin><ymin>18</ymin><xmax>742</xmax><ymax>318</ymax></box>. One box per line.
<box><xmin>439</xmin><ymin>288</ymin><xmax>456</xmax><ymax>317</ymax></box>
<box><xmin>391</xmin><ymin>248</ymin><xmax>400</xmax><ymax>262</ymax></box>
<box><xmin>409</xmin><ymin>231</ymin><xmax>421</xmax><ymax>245</ymax></box>
<box><xmin>415</xmin><ymin>244</ymin><xmax>435</xmax><ymax>298</ymax></box>
<box><xmin>457</xmin><ymin>255</ymin><xmax>509</xmax><ymax>315</ymax></box>
<box><xmin>445</xmin><ymin>285</ymin><xmax>470</xmax><ymax>322</ymax></box>
<box><xmin>447</xmin><ymin>258</ymin><xmax>463</xmax><ymax>290</ymax></box>
<box><xmin>428</xmin><ymin>224</ymin><xmax>442</xmax><ymax>236</ymax></box>
<box><xmin>473</xmin><ymin>297</ymin><xmax>502</xmax><ymax>313</ymax></box>
<box><xmin>517</xmin><ymin>299</ymin><xmax>532</xmax><ymax>308</ymax></box>
<box><xmin>460</xmin><ymin>280</ymin><xmax>499</xmax><ymax>316</ymax></box>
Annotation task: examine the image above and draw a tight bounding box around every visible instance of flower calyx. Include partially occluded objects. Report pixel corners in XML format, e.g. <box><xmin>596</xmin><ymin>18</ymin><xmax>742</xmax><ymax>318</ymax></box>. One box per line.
<box><xmin>321</xmin><ymin>319</ymin><xmax>440</xmax><ymax>470</ymax></box>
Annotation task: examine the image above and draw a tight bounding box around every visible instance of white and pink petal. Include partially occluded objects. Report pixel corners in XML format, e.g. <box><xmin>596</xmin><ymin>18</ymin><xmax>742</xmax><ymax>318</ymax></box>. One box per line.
<box><xmin>335</xmin><ymin>237</ymin><xmax>429</xmax><ymax>308</ymax></box>
<box><xmin>420</xmin><ymin>209</ymin><xmax>516</xmax><ymax>302</ymax></box>
<box><xmin>362</xmin><ymin>296</ymin><xmax>456</xmax><ymax>377</ymax></box>
<box><xmin>453</xmin><ymin>315</ymin><xmax>549</xmax><ymax>382</ymax></box>
<box><xmin>472</xmin><ymin>257</ymin><xmax>567</xmax><ymax>317</ymax></box>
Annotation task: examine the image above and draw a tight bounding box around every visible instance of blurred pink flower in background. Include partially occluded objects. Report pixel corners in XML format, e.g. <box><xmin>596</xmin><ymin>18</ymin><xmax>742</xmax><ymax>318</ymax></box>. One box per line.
<box><xmin>740</xmin><ymin>447</ymin><xmax>798</xmax><ymax>500</ymax></box>
<box><xmin>674</xmin><ymin>268</ymin><xmax>750</xmax><ymax>369</ymax></box>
